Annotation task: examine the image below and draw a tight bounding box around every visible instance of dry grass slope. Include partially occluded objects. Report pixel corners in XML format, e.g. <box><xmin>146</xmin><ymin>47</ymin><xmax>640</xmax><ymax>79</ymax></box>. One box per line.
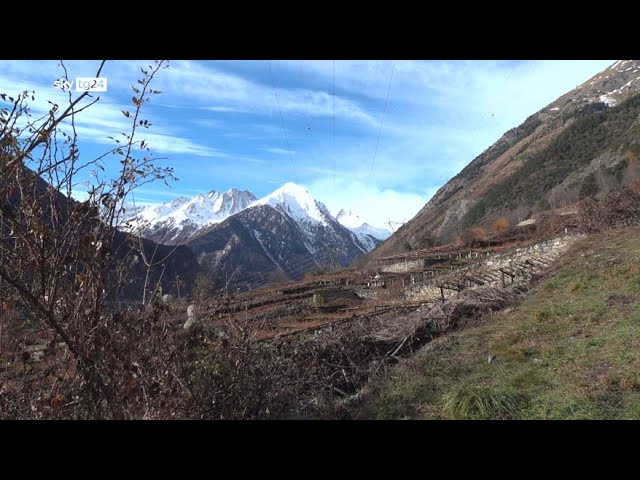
<box><xmin>352</xmin><ymin>225</ymin><xmax>640</xmax><ymax>419</ymax></box>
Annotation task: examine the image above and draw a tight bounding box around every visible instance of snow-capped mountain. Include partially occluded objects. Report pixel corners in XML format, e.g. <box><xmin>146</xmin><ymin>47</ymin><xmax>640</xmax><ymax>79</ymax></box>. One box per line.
<box><xmin>187</xmin><ymin>182</ymin><xmax>381</xmax><ymax>291</ymax></box>
<box><xmin>122</xmin><ymin>188</ymin><xmax>257</xmax><ymax>245</ymax></box>
<box><xmin>250</xmin><ymin>182</ymin><xmax>333</xmax><ymax>226</ymax></box>
<box><xmin>248</xmin><ymin>182</ymin><xmax>337</xmax><ymax>254</ymax></box>
<box><xmin>247</xmin><ymin>182</ymin><xmax>386</xmax><ymax>255</ymax></box>
<box><xmin>118</xmin><ymin>181</ymin><xmax>388</xmax><ymax>291</ymax></box>
<box><xmin>334</xmin><ymin>209</ymin><xmax>391</xmax><ymax>251</ymax></box>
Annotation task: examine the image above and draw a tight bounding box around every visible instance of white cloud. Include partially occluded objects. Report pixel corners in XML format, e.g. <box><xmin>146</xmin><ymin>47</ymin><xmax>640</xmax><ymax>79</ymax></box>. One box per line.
<box><xmin>263</xmin><ymin>147</ymin><xmax>294</xmax><ymax>155</ymax></box>
<box><xmin>133</xmin><ymin>132</ymin><xmax>229</xmax><ymax>158</ymax></box>
<box><xmin>307</xmin><ymin>178</ymin><xmax>432</xmax><ymax>230</ymax></box>
<box><xmin>152</xmin><ymin>60</ymin><xmax>379</xmax><ymax>127</ymax></box>
<box><xmin>277</xmin><ymin>60</ymin><xmax>395</xmax><ymax>100</ymax></box>
<box><xmin>0</xmin><ymin>61</ymin><xmax>227</xmax><ymax>160</ymax></box>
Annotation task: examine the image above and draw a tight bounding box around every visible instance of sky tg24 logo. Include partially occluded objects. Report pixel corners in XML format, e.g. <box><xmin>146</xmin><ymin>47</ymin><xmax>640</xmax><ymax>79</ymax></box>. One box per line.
<box><xmin>53</xmin><ymin>77</ymin><xmax>108</xmax><ymax>92</ymax></box>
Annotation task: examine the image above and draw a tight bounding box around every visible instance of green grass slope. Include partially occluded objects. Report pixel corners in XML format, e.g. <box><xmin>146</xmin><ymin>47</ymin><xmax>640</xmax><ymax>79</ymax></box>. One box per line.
<box><xmin>352</xmin><ymin>226</ymin><xmax>640</xmax><ymax>419</ymax></box>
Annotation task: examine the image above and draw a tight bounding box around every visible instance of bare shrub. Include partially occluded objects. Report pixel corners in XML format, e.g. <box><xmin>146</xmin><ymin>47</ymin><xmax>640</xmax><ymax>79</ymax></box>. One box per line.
<box><xmin>263</xmin><ymin>286</ymin><xmax>522</xmax><ymax>418</ymax></box>
<box><xmin>578</xmin><ymin>185</ymin><xmax>640</xmax><ymax>233</ymax></box>
<box><xmin>0</xmin><ymin>297</ymin><xmax>304</xmax><ymax>419</ymax></box>
<box><xmin>0</xmin><ymin>61</ymin><xmax>186</xmax><ymax>418</ymax></box>
<box><xmin>492</xmin><ymin>217</ymin><xmax>510</xmax><ymax>234</ymax></box>
<box><xmin>458</xmin><ymin>226</ymin><xmax>489</xmax><ymax>248</ymax></box>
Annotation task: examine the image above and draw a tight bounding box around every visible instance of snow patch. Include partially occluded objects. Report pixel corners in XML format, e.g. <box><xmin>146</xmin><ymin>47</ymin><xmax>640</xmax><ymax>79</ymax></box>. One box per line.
<box><xmin>123</xmin><ymin>188</ymin><xmax>257</xmax><ymax>236</ymax></box>
<box><xmin>599</xmin><ymin>94</ymin><xmax>617</xmax><ymax>106</ymax></box>
<box><xmin>620</xmin><ymin>79</ymin><xmax>636</xmax><ymax>89</ymax></box>
<box><xmin>334</xmin><ymin>209</ymin><xmax>390</xmax><ymax>240</ymax></box>
<box><xmin>253</xmin><ymin>230</ymin><xmax>284</xmax><ymax>271</ymax></box>
<box><xmin>333</xmin><ymin>208</ymin><xmax>390</xmax><ymax>252</ymax></box>
<box><xmin>250</xmin><ymin>182</ymin><xmax>332</xmax><ymax>226</ymax></box>
<box><xmin>303</xmin><ymin>240</ymin><xmax>317</xmax><ymax>256</ymax></box>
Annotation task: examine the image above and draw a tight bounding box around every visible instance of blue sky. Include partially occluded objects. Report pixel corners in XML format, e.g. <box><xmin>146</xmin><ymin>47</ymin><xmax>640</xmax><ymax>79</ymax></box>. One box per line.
<box><xmin>0</xmin><ymin>59</ymin><xmax>614</xmax><ymax>228</ymax></box>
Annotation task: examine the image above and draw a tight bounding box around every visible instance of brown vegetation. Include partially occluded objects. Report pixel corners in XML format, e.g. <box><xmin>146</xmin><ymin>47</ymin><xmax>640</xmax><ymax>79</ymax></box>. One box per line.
<box><xmin>458</xmin><ymin>226</ymin><xmax>489</xmax><ymax>248</ymax></box>
<box><xmin>0</xmin><ymin>62</ymin><xmax>190</xmax><ymax>418</ymax></box>
<box><xmin>579</xmin><ymin>183</ymin><xmax>640</xmax><ymax>233</ymax></box>
<box><xmin>492</xmin><ymin>217</ymin><xmax>510</xmax><ymax>233</ymax></box>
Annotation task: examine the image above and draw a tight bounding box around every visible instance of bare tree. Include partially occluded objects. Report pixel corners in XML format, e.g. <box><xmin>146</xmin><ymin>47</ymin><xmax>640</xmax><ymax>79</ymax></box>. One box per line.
<box><xmin>0</xmin><ymin>61</ymin><xmax>308</xmax><ymax>420</ymax></box>
<box><xmin>0</xmin><ymin>60</ymin><xmax>176</xmax><ymax>418</ymax></box>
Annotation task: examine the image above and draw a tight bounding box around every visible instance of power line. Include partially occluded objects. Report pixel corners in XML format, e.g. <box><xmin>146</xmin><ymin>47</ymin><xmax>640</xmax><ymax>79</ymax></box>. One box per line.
<box><xmin>369</xmin><ymin>60</ymin><xmax>396</xmax><ymax>182</ymax></box>
<box><xmin>298</xmin><ymin>60</ymin><xmax>313</xmax><ymax>131</ymax></box>
<box><xmin>297</xmin><ymin>60</ymin><xmax>318</xmax><ymax>171</ymax></box>
<box><xmin>488</xmin><ymin>61</ymin><xmax>538</xmax><ymax>144</ymax></box>
<box><xmin>333</xmin><ymin>60</ymin><xmax>336</xmax><ymax>192</ymax></box>
<box><xmin>266</xmin><ymin>60</ymin><xmax>295</xmax><ymax>171</ymax></box>
<box><xmin>470</xmin><ymin>60</ymin><xmax>533</xmax><ymax>145</ymax></box>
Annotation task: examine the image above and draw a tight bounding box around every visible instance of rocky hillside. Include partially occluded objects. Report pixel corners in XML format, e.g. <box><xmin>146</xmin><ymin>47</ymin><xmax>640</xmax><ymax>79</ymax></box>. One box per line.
<box><xmin>374</xmin><ymin>60</ymin><xmax>640</xmax><ymax>256</ymax></box>
<box><xmin>1</xmin><ymin>165</ymin><xmax>199</xmax><ymax>301</ymax></box>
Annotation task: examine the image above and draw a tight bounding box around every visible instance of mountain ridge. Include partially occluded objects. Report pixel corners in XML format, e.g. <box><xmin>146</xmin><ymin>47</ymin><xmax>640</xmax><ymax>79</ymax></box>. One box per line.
<box><xmin>124</xmin><ymin>181</ymin><xmax>389</xmax><ymax>250</ymax></box>
<box><xmin>123</xmin><ymin>187</ymin><xmax>257</xmax><ymax>245</ymax></box>
<box><xmin>187</xmin><ymin>183</ymin><xmax>382</xmax><ymax>290</ymax></box>
<box><xmin>372</xmin><ymin>60</ymin><xmax>640</xmax><ymax>258</ymax></box>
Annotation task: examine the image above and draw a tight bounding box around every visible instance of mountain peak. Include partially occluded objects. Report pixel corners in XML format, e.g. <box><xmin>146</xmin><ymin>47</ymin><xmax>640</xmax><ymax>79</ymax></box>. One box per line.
<box><xmin>333</xmin><ymin>208</ymin><xmax>391</xmax><ymax>244</ymax></box>
<box><xmin>276</xmin><ymin>181</ymin><xmax>309</xmax><ymax>195</ymax></box>
<box><xmin>251</xmin><ymin>182</ymin><xmax>331</xmax><ymax>225</ymax></box>
<box><xmin>122</xmin><ymin>186</ymin><xmax>257</xmax><ymax>244</ymax></box>
<box><xmin>334</xmin><ymin>209</ymin><xmax>363</xmax><ymax>228</ymax></box>
<box><xmin>170</xmin><ymin>196</ymin><xmax>190</xmax><ymax>208</ymax></box>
